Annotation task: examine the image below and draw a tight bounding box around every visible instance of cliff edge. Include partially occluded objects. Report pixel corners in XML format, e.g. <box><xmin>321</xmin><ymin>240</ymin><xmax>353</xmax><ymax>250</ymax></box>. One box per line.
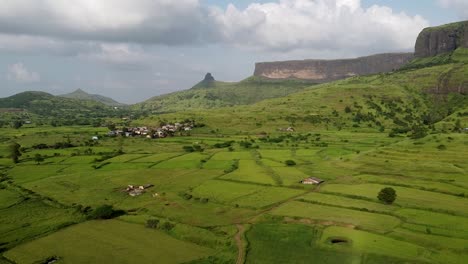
<box><xmin>254</xmin><ymin>53</ymin><xmax>413</xmax><ymax>83</ymax></box>
<box><xmin>415</xmin><ymin>21</ymin><xmax>468</xmax><ymax>58</ymax></box>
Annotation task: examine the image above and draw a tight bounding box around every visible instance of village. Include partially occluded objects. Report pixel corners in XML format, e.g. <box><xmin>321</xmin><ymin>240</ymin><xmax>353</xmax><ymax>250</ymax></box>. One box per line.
<box><xmin>107</xmin><ymin>121</ymin><xmax>194</xmax><ymax>139</ymax></box>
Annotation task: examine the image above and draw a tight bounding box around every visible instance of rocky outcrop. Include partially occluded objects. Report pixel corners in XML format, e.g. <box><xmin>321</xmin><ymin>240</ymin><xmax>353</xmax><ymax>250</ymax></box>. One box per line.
<box><xmin>203</xmin><ymin>73</ymin><xmax>215</xmax><ymax>82</ymax></box>
<box><xmin>254</xmin><ymin>53</ymin><xmax>413</xmax><ymax>82</ymax></box>
<box><xmin>415</xmin><ymin>21</ymin><xmax>468</xmax><ymax>58</ymax></box>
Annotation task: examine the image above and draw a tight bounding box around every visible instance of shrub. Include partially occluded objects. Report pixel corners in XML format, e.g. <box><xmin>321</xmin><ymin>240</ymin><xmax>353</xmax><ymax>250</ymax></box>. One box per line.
<box><xmin>377</xmin><ymin>187</ymin><xmax>397</xmax><ymax>204</ymax></box>
<box><xmin>285</xmin><ymin>160</ymin><xmax>296</xmax><ymax>166</ymax></box>
<box><xmin>437</xmin><ymin>144</ymin><xmax>447</xmax><ymax>150</ymax></box>
<box><xmin>159</xmin><ymin>221</ymin><xmax>175</xmax><ymax>231</ymax></box>
<box><xmin>88</xmin><ymin>205</ymin><xmax>124</xmax><ymax>220</ymax></box>
<box><xmin>146</xmin><ymin>219</ymin><xmax>160</xmax><ymax>229</ymax></box>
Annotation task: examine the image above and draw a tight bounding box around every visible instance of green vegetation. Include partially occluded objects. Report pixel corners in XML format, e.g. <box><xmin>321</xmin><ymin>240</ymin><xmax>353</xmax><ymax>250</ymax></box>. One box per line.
<box><xmin>4</xmin><ymin>220</ymin><xmax>214</xmax><ymax>264</ymax></box>
<box><xmin>0</xmin><ymin>38</ymin><xmax>467</xmax><ymax>263</ymax></box>
<box><xmin>377</xmin><ymin>187</ymin><xmax>397</xmax><ymax>204</ymax></box>
<box><xmin>133</xmin><ymin>76</ymin><xmax>312</xmax><ymax>113</ymax></box>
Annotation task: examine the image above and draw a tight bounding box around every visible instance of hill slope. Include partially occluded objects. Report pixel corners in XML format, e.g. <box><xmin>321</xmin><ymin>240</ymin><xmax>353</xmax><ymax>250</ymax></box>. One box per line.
<box><xmin>134</xmin><ymin>76</ymin><xmax>313</xmax><ymax>113</ymax></box>
<box><xmin>0</xmin><ymin>91</ymin><xmax>121</xmax><ymax>123</ymax></box>
<box><xmin>59</xmin><ymin>89</ymin><xmax>124</xmax><ymax>106</ymax></box>
<box><xmin>148</xmin><ymin>49</ymin><xmax>468</xmax><ymax>135</ymax></box>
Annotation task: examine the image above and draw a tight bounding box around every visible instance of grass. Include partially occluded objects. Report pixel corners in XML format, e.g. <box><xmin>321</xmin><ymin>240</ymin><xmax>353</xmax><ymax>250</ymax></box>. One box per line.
<box><xmin>0</xmin><ymin>194</ymin><xmax>80</xmax><ymax>251</ymax></box>
<box><xmin>4</xmin><ymin>220</ymin><xmax>214</xmax><ymax>264</ymax></box>
<box><xmin>245</xmin><ymin>223</ymin><xmax>355</xmax><ymax>264</ymax></box>
<box><xmin>220</xmin><ymin>160</ymin><xmax>276</xmax><ymax>185</ymax></box>
<box><xmin>299</xmin><ymin>192</ymin><xmax>397</xmax><ymax>212</ymax></box>
<box><xmin>319</xmin><ymin>226</ymin><xmax>430</xmax><ymax>262</ymax></box>
<box><xmin>191</xmin><ymin>180</ymin><xmax>304</xmax><ymax>208</ymax></box>
<box><xmin>321</xmin><ymin>183</ymin><xmax>468</xmax><ymax>216</ymax></box>
<box><xmin>271</xmin><ymin>201</ymin><xmax>401</xmax><ymax>233</ymax></box>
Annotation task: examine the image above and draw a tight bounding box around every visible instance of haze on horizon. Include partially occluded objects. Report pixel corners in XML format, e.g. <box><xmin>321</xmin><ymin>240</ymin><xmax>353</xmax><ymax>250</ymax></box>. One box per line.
<box><xmin>0</xmin><ymin>0</ymin><xmax>467</xmax><ymax>104</ymax></box>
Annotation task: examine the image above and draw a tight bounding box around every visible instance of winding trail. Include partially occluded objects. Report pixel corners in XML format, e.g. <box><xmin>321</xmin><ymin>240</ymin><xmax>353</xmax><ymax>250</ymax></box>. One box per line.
<box><xmin>235</xmin><ymin>224</ymin><xmax>246</xmax><ymax>264</ymax></box>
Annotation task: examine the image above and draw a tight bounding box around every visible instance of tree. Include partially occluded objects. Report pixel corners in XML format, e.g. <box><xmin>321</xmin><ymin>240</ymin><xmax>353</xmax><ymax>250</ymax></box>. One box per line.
<box><xmin>378</xmin><ymin>187</ymin><xmax>397</xmax><ymax>204</ymax></box>
<box><xmin>34</xmin><ymin>154</ymin><xmax>45</xmax><ymax>164</ymax></box>
<box><xmin>11</xmin><ymin>120</ymin><xmax>23</xmax><ymax>129</ymax></box>
<box><xmin>9</xmin><ymin>142</ymin><xmax>22</xmax><ymax>164</ymax></box>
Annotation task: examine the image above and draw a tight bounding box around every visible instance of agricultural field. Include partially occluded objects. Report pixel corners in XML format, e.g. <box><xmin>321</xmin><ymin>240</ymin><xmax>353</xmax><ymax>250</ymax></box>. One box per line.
<box><xmin>4</xmin><ymin>220</ymin><xmax>214</xmax><ymax>264</ymax></box>
<box><xmin>0</xmin><ymin>124</ymin><xmax>467</xmax><ymax>263</ymax></box>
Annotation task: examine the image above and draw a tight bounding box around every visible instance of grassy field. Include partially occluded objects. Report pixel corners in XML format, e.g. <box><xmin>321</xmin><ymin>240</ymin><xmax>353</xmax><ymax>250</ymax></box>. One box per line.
<box><xmin>4</xmin><ymin>220</ymin><xmax>214</xmax><ymax>264</ymax></box>
<box><xmin>0</xmin><ymin>126</ymin><xmax>467</xmax><ymax>263</ymax></box>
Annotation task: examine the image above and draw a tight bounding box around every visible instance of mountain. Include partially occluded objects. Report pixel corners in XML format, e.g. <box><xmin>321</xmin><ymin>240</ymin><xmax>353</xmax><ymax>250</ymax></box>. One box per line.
<box><xmin>59</xmin><ymin>89</ymin><xmax>124</xmax><ymax>106</ymax></box>
<box><xmin>253</xmin><ymin>53</ymin><xmax>413</xmax><ymax>82</ymax></box>
<box><xmin>0</xmin><ymin>91</ymin><xmax>120</xmax><ymax>121</ymax></box>
<box><xmin>134</xmin><ymin>74</ymin><xmax>313</xmax><ymax>113</ymax></box>
<box><xmin>191</xmin><ymin>73</ymin><xmax>216</xmax><ymax>89</ymax></box>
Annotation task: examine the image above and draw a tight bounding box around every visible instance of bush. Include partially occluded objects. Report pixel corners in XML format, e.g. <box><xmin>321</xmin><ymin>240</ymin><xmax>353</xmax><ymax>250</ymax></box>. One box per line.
<box><xmin>159</xmin><ymin>221</ymin><xmax>175</xmax><ymax>231</ymax></box>
<box><xmin>285</xmin><ymin>160</ymin><xmax>296</xmax><ymax>166</ymax></box>
<box><xmin>377</xmin><ymin>187</ymin><xmax>397</xmax><ymax>204</ymax></box>
<box><xmin>88</xmin><ymin>205</ymin><xmax>125</xmax><ymax>220</ymax></box>
<box><xmin>146</xmin><ymin>219</ymin><xmax>160</xmax><ymax>229</ymax></box>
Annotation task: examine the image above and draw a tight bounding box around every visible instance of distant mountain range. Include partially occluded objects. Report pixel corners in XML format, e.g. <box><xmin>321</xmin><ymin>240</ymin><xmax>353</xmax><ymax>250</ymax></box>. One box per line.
<box><xmin>59</xmin><ymin>89</ymin><xmax>125</xmax><ymax>106</ymax></box>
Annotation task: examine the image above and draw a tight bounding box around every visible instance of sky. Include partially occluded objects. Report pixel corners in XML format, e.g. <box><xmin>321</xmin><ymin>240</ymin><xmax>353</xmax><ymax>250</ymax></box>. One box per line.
<box><xmin>0</xmin><ymin>0</ymin><xmax>467</xmax><ymax>104</ymax></box>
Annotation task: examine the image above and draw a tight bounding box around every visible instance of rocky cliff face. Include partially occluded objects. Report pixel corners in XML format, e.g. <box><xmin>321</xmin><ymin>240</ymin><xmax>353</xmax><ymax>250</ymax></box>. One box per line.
<box><xmin>254</xmin><ymin>53</ymin><xmax>413</xmax><ymax>82</ymax></box>
<box><xmin>415</xmin><ymin>21</ymin><xmax>468</xmax><ymax>58</ymax></box>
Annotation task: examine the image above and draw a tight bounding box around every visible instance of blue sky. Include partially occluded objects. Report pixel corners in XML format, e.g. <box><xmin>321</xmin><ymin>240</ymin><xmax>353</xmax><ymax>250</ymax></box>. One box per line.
<box><xmin>0</xmin><ymin>0</ymin><xmax>466</xmax><ymax>103</ymax></box>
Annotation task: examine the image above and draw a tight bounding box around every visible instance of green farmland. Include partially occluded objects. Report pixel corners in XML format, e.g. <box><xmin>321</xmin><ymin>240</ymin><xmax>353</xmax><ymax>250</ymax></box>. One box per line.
<box><xmin>0</xmin><ymin>124</ymin><xmax>466</xmax><ymax>264</ymax></box>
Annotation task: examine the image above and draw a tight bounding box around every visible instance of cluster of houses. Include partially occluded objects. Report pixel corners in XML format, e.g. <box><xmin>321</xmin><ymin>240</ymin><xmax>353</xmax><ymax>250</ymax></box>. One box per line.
<box><xmin>124</xmin><ymin>184</ymin><xmax>154</xmax><ymax>197</ymax></box>
<box><xmin>108</xmin><ymin>122</ymin><xmax>194</xmax><ymax>139</ymax></box>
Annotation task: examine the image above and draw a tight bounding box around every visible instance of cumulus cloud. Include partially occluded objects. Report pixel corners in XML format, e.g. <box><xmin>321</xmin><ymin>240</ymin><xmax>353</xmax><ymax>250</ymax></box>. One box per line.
<box><xmin>438</xmin><ymin>0</ymin><xmax>468</xmax><ymax>19</ymax></box>
<box><xmin>210</xmin><ymin>0</ymin><xmax>429</xmax><ymax>52</ymax></box>
<box><xmin>0</xmin><ymin>0</ymin><xmax>429</xmax><ymax>56</ymax></box>
<box><xmin>0</xmin><ymin>0</ymin><xmax>210</xmax><ymax>45</ymax></box>
<box><xmin>7</xmin><ymin>63</ymin><xmax>41</xmax><ymax>83</ymax></box>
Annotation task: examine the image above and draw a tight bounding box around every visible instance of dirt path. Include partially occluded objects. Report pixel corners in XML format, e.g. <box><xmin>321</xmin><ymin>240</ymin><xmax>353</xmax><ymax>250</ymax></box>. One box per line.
<box><xmin>235</xmin><ymin>224</ymin><xmax>246</xmax><ymax>264</ymax></box>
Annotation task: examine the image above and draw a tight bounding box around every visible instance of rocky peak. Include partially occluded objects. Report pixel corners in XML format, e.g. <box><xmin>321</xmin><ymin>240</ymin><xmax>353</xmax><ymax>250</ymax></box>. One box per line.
<box><xmin>203</xmin><ymin>73</ymin><xmax>215</xmax><ymax>82</ymax></box>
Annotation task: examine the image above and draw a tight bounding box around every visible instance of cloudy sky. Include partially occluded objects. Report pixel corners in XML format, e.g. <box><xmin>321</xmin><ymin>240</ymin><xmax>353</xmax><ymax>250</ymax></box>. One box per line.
<box><xmin>1</xmin><ymin>0</ymin><xmax>467</xmax><ymax>103</ymax></box>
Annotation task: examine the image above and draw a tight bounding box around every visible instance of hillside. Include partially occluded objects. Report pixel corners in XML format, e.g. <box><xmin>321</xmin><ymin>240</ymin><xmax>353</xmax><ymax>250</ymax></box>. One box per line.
<box><xmin>0</xmin><ymin>91</ymin><xmax>124</xmax><ymax>125</ymax></box>
<box><xmin>134</xmin><ymin>75</ymin><xmax>313</xmax><ymax>113</ymax></box>
<box><xmin>146</xmin><ymin>48</ymin><xmax>468</xmax><ymax>135</ymax></box>
<box><xmin>59</xmin><ymin>89</ymin><xmax>124</xmax><ymax>106</ymax></box>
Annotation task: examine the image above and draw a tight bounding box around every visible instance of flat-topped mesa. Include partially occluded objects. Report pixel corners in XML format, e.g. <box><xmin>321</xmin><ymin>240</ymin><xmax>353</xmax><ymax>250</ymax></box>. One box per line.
<box><xmin>415</xmin><ymin>21</ymin><xmax>468</xmax><ymax>58</ymax></box>
<box><xmin>254</xmin><ymin>53</ymin><xmax>413</xmax><ymax>82</ymax></box>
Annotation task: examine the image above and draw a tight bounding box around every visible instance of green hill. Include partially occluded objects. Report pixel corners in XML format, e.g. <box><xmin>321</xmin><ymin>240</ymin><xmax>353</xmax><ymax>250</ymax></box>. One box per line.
<box><xmin>143</xmin><ymin>48</ymin><xmax>468</xmax><ymax>135</ymax></box>
<box><xmin>0</xmin><ymin>91</ymin><xmax>126</xmax><ymax>125</ymax></box>
<box><xmin>59</xmin><ymin>89</ymin><xmax>124</xmax><ymax>106</ymax></box>
<box><xmin>134</xmin><ymin>75</ymin><xmax>313</xmax><ymax>113</ymax></box>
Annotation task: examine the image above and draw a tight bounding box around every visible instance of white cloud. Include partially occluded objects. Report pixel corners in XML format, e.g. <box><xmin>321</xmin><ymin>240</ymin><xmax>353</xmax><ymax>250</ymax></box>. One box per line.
<box><xmin>7</xmin><ymin>63</ymin><xmax>41</xmax><ymax>83</ymax></box>
<box><xmin>210</xmin><ymin>0</ymin><xmax>429</xmax><ymax>53</ymax></box>
<box><xmin>0</xmin><ymin>0</ymin><xmax>208</xmax><ymax>45</ymax></box>
<box><xmin>438</xmin><ymin>0</ymin><xmax>468</xmax><ymax>19</ymax></box>
<box><xmin>0</xmin><ymin>0</ymin><xmax>429</xmax><ymax>55</ymax></box>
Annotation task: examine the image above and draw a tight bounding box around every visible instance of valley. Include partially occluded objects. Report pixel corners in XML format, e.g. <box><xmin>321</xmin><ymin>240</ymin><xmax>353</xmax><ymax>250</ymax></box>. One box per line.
<box><xmin>0</xmin><ymin>20</ymin><xmax>467</xmax><ymax>264</ymax></box>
